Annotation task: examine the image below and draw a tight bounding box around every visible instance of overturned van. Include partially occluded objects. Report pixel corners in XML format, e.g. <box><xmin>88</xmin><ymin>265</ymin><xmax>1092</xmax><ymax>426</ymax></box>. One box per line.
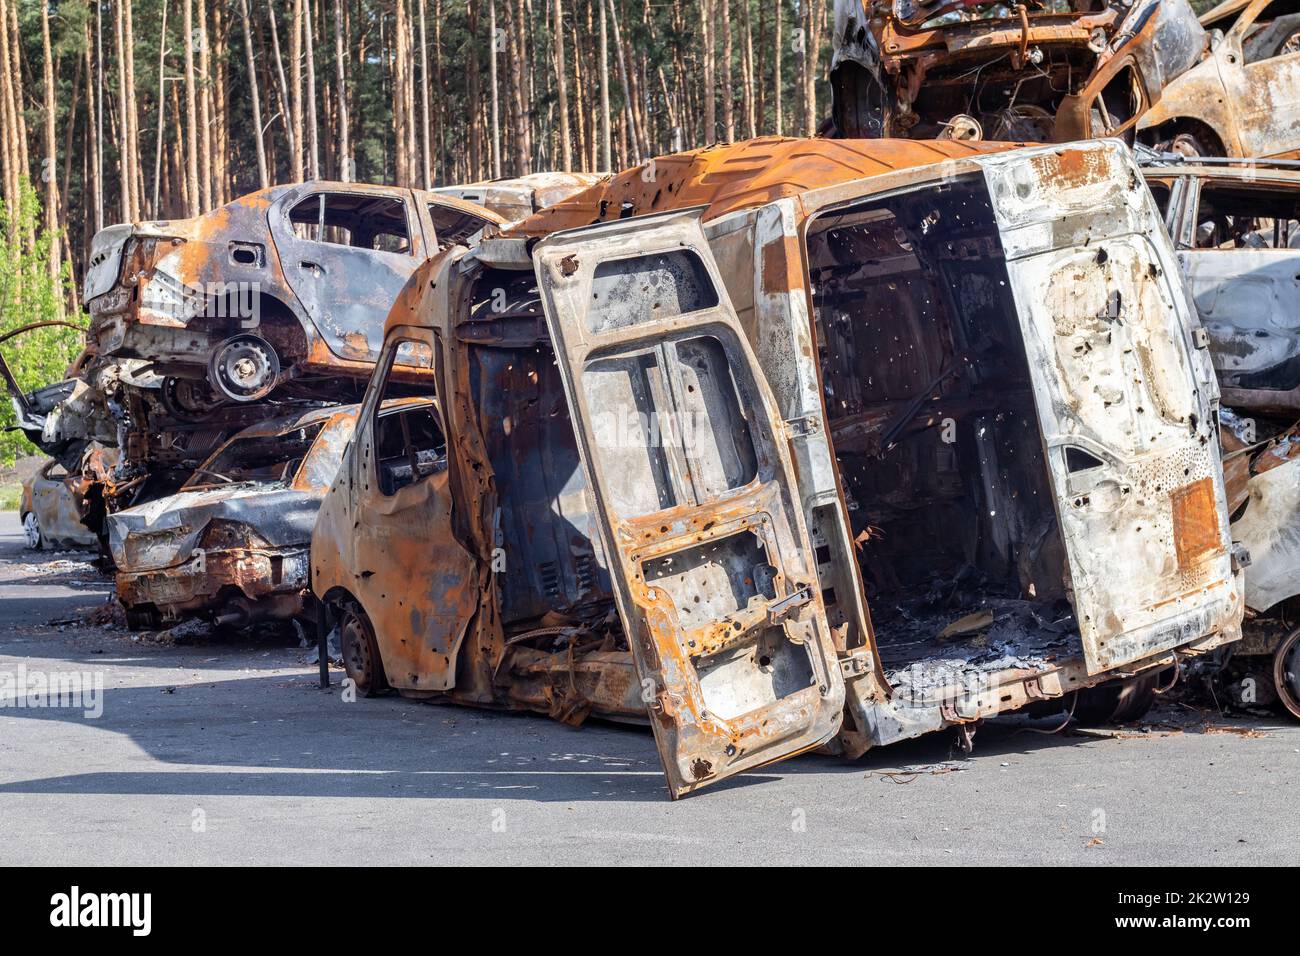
<box><xmin>313</xmin><ymin>137</ymin><xmax>1244</xmax><ymax>797</ymax></box>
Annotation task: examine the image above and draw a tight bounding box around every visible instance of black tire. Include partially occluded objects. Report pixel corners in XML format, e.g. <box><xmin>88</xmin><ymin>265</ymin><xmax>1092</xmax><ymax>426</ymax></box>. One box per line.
<box><xmin>338</xmin><ymin>601</ymin><xmax>388</xmax><ymax>697</ymax></box>
<box><xmin>1273</xmin><ymin>628</ymin><xmax>1300</xmax><ymax>721</ymax></box>
<box><xmin>1073</xmin><ymin>672</ymin><xmax>1161</xmax><ymax>726</ymax></box>
<box><xmin>124</xmin><ymin>606</ymin><xmax>160</xmax><ymax>631</ymax></box>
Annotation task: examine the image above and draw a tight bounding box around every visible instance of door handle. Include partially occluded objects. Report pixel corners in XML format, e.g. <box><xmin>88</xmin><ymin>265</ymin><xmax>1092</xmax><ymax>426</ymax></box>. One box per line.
<box><xmin>300</xmin><ymin>260</ymin><xmax>325</xmax><ymax>276</ymax></box>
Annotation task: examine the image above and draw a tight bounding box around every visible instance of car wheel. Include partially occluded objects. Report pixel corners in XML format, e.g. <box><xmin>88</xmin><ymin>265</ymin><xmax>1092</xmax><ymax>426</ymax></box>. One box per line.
<box><xmin>1160</xmin><ymin>132</ymin><xmax>1207</xmax><ymax>158</ymax></box>
<box><xmin>22</xmin><ymin>512</ymin><xmax>42</xmax><ymax>550</ymax></box>
<box><xmin>1273</xmin><ymin>628</ymin><xmax>1300</xmax><ymax>720</ymax></box>
<box><xmin>1073</xmin><ymin>672</ymin><xmax>1161</xmax><ymax>726</ymax></box>
<box><xmin>124</xmin><ymin>606</ymin><xmax>161</xmax><ymax>631</ymax></box>
<box><xmin>338</xmin><ymin>601</ymin><xmax>388</xmax><ymax>697</ymax></box>
<box><xmin>207</xmin><ymin>334</ymin><xmax>281</xmax><ymax>403</ymax></box>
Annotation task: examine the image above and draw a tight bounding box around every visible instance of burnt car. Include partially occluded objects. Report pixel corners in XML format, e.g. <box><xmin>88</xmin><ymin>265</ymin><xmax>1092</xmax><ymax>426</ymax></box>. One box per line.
<box><xmin>1142</xmin><ymin>154</ymin><xmax>1300</xmax><ymax>717</ymax></box>
<box><xmin>12</xmin><ymin>175</ymin><xmax>606</xmax><ymax>543</ymax></box>
<box><xmin>83</xmin><ymin>183</ymin><xmax>500</xmax><ymax>405</ymax></box>
<box><xmin>20</xmin><ymin>457</ymin><xmax>101</xmax><ymax>550</ymax></box>
<box><xmin>109</xmin><ymin>398</ymin><xmax>437</xmax><ymax>630</ymax></box>
<box><xmin>1138</xmin><ymin>0</ymin><xmax>1300</xmax><ymax>158</ymax></box>
<box><xmin>433</xmin><ymin>172</ymin><xmax>608</xmax><ymax>222</ymax></box>
<box><xmin>313</xmin><ymin>136</ymin><xmax>1244</xmax><ymax>798</ymax></box>
<box><xmin>830</xmin><ymin>1</ymin><xmax>1208</xmax><ymax>144</ymax></box>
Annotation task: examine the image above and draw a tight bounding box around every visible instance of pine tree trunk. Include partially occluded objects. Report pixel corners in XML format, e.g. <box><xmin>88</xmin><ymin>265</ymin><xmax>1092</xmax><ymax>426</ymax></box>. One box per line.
<box><xmin>418</xmin><ymin>0</ymin><xmax>433</xmax><ymax>185</ymax></box>
<box><xmin>290</xmin><ymin>0</ymin><xmax>304</xmax><ymax>182</ymax></box>
<box><xmin>721</xmin><ymin>0</ymin><xmax>734</xmax><ymax>141</ymax></box>
<box><xmin>434</xmin><ymin>0</ymin><xmax>445</xmax><ymax>180</ymax></box>
<box><xmin>213</xmin><ymin>1</ymin><xmax>229</xmax><ymax>202</ymax></box>
<box><xmin>0</xmin><ymin>0</ymin><xmax>19</xmax><ymax>212</ymax></box>
<box><xmin>8</xmin><ymin>0</ymin><xmax>29</xmax><ymax>188</ymax></box>
<box><xmin>598</xmin><ymin>0</ymin><xmax>611</xmax><ymax>170</ymax></box>
<box><xmin>772</xmin><ymin>0</ymin><xmax>782</xmax><ymax>136</ymax></box>
<box><xmin>701</xmin><ymin>0</ymin><xmax>715</xmax><ymax>144</ymax></box>
<box><xmin>509</xmin><ymin>0</ymin><xmax>531</xmax><ymax>174</ymax></box>
<box><xmin>553</xmin><ymin>0</ymin><xmax>571</xmax><ymax>170</ymax></box>
<box><xmin>95</xmin><ymin>2</ymin><xmax>105</xmax><ymax>228</ymax></box>
<box><xmin>83</xmin><ymin>20</ymin><xmax>101</xmax><ymax>229</ymax></box>
<box><xmin>153</xmin><ymin>0</ymin><xmax>170</xmax><ymax>214</ymax></box>
<box><xmin>196</xmin><ymin>0</ymin><xmax>213</xmax><ymax>209</ymax></box>
<box><xmin>124</xmin><ymin>0</ymin><xmax>144</xmax><ymax>213</ymax></box>
<box><xmin>803</xmin><ymin>0</ymin><xmax>820</xmax><ymax>136</ymax></box>
<box><xmin>240</xmin><ymin>0</ymin><xmax>269</xmax><ymax>188</ymax></box>
<box><xmin>607</xmin><ymin>0</ymin><xmax>638</xmax><ymax>164</ymax></box>
<box><xmin>268</xmin><ymin>6</ymin><xmax>296</xmax><ymax>181</ymax></box>
<box><xmin>332</xmin><ymin>0</ymin><xmax>350</xmax><ymax>181</ymax></box>
<box><xmin>40</xmin><ymin>0</ymin><xmax>61</xmax><ymax>291</ymax></box>
<box><xmin>742</xmin><ymin>0</ymin><xmax>756</xmax><ymax>138</ymax></box>
<box><xmin>182</xmin><ymin>0</ymin><xmax>200</xmax><ymax>215</ymax></box>
<box><xmin>114</xmin><ymin>0</ymin><xmax>135</xmax><ymax>220</ymax></box>
<box><xmin>487</xmin><ymin>0</ymin><xmax>501</xmax><ymax>179</ymax></box>
<box><xmin>304</xmin><ymin>0</ymin><xmax>320</xmax><ymax>179</ymax></box>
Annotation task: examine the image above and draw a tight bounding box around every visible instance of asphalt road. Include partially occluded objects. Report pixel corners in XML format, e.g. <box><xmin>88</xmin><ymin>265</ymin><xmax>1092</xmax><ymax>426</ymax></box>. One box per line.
<box><xmin>0</xmin><ymin>512</ymin><xmax>1296</xmax><ymax>866</ymax></box>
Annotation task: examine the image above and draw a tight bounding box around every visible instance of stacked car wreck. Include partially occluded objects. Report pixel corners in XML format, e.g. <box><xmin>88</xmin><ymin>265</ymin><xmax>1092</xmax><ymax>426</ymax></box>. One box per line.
<box><xmin>1140</xmin><ymin>152</ymin><xmax>1300</xmax><ymax>717</ymax></box>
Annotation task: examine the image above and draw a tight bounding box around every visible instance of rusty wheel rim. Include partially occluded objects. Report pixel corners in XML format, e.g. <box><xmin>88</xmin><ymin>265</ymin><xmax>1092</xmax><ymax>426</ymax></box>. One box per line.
<box><xmin>1274</xmin><ymin>628</ymin><xmax>1300</xmax><ymax>721</ymax></box>
<box><xmin>340</xmin><ymin>608</ymin><xmax>376</xmax><ymax>692</ymax></box>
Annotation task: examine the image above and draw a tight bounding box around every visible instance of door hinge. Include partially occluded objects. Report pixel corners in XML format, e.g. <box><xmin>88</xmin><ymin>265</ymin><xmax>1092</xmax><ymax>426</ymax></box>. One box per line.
<box><xmin>785</xmin><ymin>414</ymin><xmax>822</xmax><ymax>438</ymax></box>
<box><xmin>1192</xmin><ymin>328</ymin><xmax>1211</xmax><ymax>349</ymax></box>
<box><xmin>838</xmin><ymin>647</ymin><xmax>874</xmax><ymax>680</ymax></box>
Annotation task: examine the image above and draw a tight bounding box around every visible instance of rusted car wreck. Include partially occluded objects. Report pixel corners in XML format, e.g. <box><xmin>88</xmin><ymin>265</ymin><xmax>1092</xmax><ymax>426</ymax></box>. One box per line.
<box><xmin>313</xmin><ymin>136</ymin><xmax>1245</xmax><ymax>797</ymax></box>
<box><xmin>10</xmin><ymin>175</ymin><xmax>596</xmax><ymax>551</ymax></box>
<box><xmin>830</xmin><ymin>0</ymin><xmax>1209</xmax><ymax>145</ymax></box>
<box><xmin>1139</xmin><ymin>0</ymin><xmax>1300</xmax><ymax>158</ymax></box>
<box><xmin>1143</xmin><ymin>153</ymin><xmax>1300</xmax><ymax>716</ymax></box>
<box><xmin>107</xmin><ymin>399</ymin><xmax>436</xmax><ymax>630</ymax></box>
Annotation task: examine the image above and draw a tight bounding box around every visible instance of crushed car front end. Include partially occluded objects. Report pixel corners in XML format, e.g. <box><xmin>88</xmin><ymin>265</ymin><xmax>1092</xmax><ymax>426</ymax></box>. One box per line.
<box><xmin>106</xmin><ymin>405</ymin><xmax>362</xmax><ymax>629</ymax></box>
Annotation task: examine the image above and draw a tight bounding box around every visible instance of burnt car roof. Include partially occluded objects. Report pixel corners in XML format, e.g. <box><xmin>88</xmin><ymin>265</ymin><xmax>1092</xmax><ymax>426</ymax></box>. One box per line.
<box><xmin>504</xmin><ymin>136</ymin><xmax>1022</xmax><ymax>237</ymax></box>
<box><xmin>126</xmin><ymin>180</ymin><xmax>506</xmax><ymax>237</ymax></box>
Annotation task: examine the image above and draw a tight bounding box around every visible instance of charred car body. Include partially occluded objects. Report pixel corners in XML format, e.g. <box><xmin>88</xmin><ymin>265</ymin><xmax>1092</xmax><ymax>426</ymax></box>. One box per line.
<box><xmin>108</xmin><ymin>398</ymin><xmax>436</xmax><ymax>630</ymax></box>
<box><xmin>1143</xmin><ymin>154</ymin><xmax>1300</xmax><ymax>717</ymax></box>
<box><xmin>314</xmin><ymin>136</ymin><xmax>1244</xmax><ymax>797</ymax></box>
<box><xmin>1138</xmin><ymin>0</ymin><xmax>1300</xmax><ymax>158</ymax></box>
<box><xmin>84</xmin><ymin>182</ymin><xmax>501</xmax><ymax>404</ymax></box>
<box><xmin>10</xmin><ymin>175</ymin><xmax>596</xmax><ymax>551</ymax></box>
<box><xmin>830</xmin><ymin>1</ymin><xmax>1209</xmax><ymax>145</ymax></box>
<box><xmin>20</xmin><ymin>454</ymin><xmax>104</xmax><ymax>550</ymax></box>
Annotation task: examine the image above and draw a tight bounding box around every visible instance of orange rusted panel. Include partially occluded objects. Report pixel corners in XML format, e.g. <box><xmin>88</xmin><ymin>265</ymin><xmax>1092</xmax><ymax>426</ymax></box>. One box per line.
<box><xmin>505</xmin><ymin>137</ymin><xmax>1020</xmax><ymax>237</ymax></box>
<box><xmin>1172</xmin><ymin>477</ymin><xmax>1223</xmax><ymax>569</ymax></box>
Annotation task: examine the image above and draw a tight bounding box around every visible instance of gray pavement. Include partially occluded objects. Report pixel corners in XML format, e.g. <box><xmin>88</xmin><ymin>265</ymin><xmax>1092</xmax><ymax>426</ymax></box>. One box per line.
<box><xmin>0</xmin><ymin>511</ymin><xmax>1295</xmax><ymax>865</ymax></box>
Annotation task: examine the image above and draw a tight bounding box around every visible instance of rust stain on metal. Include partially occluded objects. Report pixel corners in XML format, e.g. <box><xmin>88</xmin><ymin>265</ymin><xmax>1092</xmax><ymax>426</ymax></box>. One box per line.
<box><xmin>1171</xmin><ymin>477</ymin><xmax>1222</xmax><ymax>568</ymax></box>
<box><xmin>506</xmin><ymin>137</ymin><xmax>1018</xmax><ymax>238</ymax></box>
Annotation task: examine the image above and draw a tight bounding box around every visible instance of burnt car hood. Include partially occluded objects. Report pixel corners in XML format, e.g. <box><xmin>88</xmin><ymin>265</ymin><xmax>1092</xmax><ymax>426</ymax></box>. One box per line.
<box><xmin>107</xmin><ymin>482</ymin><xmax>321</xmax><ymax>572</ymax></box>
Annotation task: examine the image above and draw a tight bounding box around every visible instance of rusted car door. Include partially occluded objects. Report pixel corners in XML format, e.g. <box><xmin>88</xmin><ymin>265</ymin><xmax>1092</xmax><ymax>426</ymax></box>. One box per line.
<box><xmin>982</xmin><ymin>142</ymin><xmax>1237</xmax><ymax>675</ymax></box>
<box><xmin>533</xmin><ymin>209</ymin><xmax>846</xmax><ymax>798</ymax></box>
<box><xmin>343</xmin><ymin>337</ymin><xmax>481</xmax><ymax>693</ymax></box>
<box><xmin>267</xmin><ymin>185</ymin><xmax>427</xmax><ymax>365</ymax></box>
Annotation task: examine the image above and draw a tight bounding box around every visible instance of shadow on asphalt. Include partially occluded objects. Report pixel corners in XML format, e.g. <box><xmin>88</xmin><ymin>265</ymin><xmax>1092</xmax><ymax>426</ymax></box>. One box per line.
<box><xmin>6</xmin><ymin>662</ymin><xmax>1277</xmax><ymax>803</ymax></box>
<box><xmin>2</xmin><ymin>526</ymin><xmax>1290</xmax><ymax>803</ymax></box>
